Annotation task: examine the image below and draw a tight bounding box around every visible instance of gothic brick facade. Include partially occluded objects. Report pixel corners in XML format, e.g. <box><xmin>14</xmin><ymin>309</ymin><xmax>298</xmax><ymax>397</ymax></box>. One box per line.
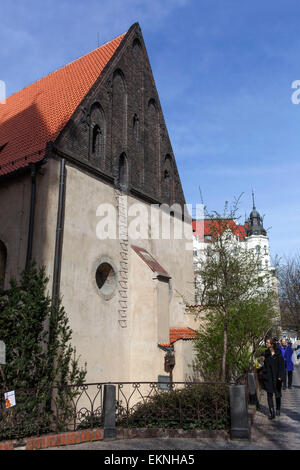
<box><xmin>55</xmin><ymin>23</ymin><xmax>186</xmax><ymax>209</ymax></box>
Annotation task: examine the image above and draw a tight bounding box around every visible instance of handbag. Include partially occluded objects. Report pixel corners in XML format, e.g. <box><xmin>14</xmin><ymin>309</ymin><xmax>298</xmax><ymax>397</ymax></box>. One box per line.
<box><xmin>292</xmin><ymin>350</ymin><xmax>298</xmax><ymax>365</ymax></box>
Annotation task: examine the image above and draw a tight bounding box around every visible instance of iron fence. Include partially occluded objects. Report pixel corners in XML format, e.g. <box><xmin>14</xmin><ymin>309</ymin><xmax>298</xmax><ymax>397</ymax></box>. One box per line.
<box><xmin>0</xmin><ymin>380</ymin><xmax>235</xmax><ymax>440</ymax></box>
<box><xmin>114</xmin><ymin>381</ymin><xmax>231</xmax><ymax>430</ymax></box>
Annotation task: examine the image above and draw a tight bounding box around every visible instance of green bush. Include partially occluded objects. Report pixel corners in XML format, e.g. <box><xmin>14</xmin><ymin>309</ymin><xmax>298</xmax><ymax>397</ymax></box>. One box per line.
<box><xmin>116</xmin><ymin>384</ymin><xmax>230</xmax><ymax>430</ymax></box>
<box><xmin>0</xmin><ymin>263</ymin><xmax>86</xmax><ymax>440</ymax></box>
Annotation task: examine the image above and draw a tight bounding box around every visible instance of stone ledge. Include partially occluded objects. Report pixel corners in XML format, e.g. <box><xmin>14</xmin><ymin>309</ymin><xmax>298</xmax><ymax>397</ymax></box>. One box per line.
<box><xmin>0</xmin><ymin>427</ymin><xmax>231</xmax><ymax>450</ymax></box>
<box><xmin>116</xmin><ymin>427</ymin><xmax>229</xmax><ymax>440</ymax></box>
<box><xmin>0</xmin><ymin>428</ymin><xmax>103</xmax><ymax>451</ymax></box>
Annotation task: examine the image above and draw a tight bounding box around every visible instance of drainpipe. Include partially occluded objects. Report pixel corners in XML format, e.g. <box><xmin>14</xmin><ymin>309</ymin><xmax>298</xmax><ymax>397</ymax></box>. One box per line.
<box><xmin>52</xmin><ymin>158</ymin><xmax>66</xmax><ymax>307</ymax></box>
<box><xmin>46</xmin><ymin>158</ymin><xmax>66</xmax><ymax>411</ymax></box>
<box><xmin>25</xmin><ymin>163</ymin><xmax>37</xmax><ymax>271</ymax></box>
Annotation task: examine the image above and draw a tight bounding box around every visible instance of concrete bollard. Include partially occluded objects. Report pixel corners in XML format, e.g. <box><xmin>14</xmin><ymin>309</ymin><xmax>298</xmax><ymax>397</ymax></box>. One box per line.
<box><xmin>103</xmin><ymin>384</ymin><xmax>116</xmax><ymax>440</ymax></box>
<box><xmin>229</xmin><ymin>385</ymin><xmax>250</xmax><ymax>440</ymax></box>
<box><xmin>248</xmin><ymin>373</ymin><xmax>259</xmax><ymax>408</ymax></box>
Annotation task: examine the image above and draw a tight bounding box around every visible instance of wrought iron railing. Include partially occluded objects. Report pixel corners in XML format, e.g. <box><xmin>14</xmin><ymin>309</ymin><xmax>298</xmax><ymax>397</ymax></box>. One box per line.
<box><xmin>0</xmin><ymin>380</ymin><xmax>232</xmax><ymax>440</ymax></box>
<box><xmin>114</xmin><ymin>381</ymin><xmax>230</xmax><ymax>430</ymax></box>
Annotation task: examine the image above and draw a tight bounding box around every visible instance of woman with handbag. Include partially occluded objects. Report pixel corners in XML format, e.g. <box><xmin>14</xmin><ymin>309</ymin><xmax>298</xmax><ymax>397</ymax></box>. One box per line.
<box><xmin>261</xmin><ymin>338</ymin><xmax>285</xmax><ymax>419</ymax></box>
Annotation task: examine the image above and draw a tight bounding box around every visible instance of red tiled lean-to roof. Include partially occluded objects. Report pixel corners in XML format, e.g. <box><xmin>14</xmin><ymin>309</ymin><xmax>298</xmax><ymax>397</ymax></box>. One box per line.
<box><xmin>0</xmin><ymin>32</ymin><xmax>126</xmax><ymax>176</ymax></box>
<box><xmin>160</xmin><ymin>327</ymin><xmax>197</xmax><ymax>348</ymax></box>
<box><xmin>131</xmin><ymin>245</ymin><xmax>170</xmax><ymax>278</ymax></box>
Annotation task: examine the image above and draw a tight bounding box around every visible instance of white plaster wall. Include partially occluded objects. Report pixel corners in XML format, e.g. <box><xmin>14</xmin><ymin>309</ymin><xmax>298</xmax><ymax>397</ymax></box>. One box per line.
<box><xmin>128</xmin><ymin>250</ymin><xmax>166</xmax><ymax>382</ymax></box>
<box><xmin>56</xmin><ymin>162</ymin><xmax>195</xmax><ymax>383</ymax></box>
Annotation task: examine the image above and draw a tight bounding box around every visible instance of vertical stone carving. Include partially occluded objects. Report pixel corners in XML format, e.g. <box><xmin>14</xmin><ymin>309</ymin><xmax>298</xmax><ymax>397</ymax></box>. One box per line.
<box><xmin>114</xmin><ymin>188</ymin><xmax>129</xmax><ymax>328</ymax></box>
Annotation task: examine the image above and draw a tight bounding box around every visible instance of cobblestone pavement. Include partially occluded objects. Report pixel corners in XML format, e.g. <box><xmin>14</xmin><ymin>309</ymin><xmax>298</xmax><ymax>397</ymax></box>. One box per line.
<box><xmin>45</xmin><ymin>367</ymin><xmax>300</xmax><ymax>451</ymax></box>
<box><xmin>250</xmin><ymin>364</ymin><xmax>300</xmax><ymax>450</ymax></box>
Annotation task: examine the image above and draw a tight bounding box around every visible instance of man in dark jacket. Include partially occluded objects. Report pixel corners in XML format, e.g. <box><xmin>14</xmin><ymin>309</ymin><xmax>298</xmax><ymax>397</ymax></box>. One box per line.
<box><xmin>279</xmin><ymin>339</ymin><xmax>294</xmax><ymax>389</ymax></box>
<box><xmin>262</xmin><ymin>338</ymin><xmax>285</xmax><ymax>419</ymax></box>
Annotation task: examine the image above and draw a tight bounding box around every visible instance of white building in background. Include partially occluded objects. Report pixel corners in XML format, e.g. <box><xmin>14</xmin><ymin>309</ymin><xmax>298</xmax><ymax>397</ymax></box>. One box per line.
<box><xmin>192</xmin><ymin>192</ymin><xmax>280</xmax><ymax>335</ymax></box>
<box><xmin>192</xmin><ymin>193</ymin><xmax>275</xmax><ymax>274</ymax></box>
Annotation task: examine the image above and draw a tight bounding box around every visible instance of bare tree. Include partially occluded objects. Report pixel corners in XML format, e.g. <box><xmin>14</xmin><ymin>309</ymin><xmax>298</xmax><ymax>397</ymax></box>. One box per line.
<box><xmin>277</xmin><ymin>254</ymin><xmax>300</xmax><ymax>335</ymax></box>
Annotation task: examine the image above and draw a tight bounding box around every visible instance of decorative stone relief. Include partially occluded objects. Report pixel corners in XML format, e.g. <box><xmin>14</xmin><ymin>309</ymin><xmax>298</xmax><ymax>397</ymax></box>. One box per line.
<box><xmin>114</xmin><ymin>188</ymin><xmax>129</xmax><ymax>328</ymax></box>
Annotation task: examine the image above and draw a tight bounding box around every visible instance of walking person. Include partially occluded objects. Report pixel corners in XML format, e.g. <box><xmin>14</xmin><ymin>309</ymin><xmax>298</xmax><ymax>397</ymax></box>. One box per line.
<box><xmin>279</xmin><ymin>339</ymin><xmax>294</xmax><ymax>389</ymax></box>
<box><xmin>261</xmin><ymin>338</ymin><xmax>285</xmax><ymax>419</ymax></box>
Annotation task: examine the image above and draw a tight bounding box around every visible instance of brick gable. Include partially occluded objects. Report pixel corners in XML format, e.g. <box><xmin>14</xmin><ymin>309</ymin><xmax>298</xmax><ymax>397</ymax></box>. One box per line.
<box><xmin>56</xmin><ymin>23</ymin><xmax>186</xmax><ymax>208</ymax></box>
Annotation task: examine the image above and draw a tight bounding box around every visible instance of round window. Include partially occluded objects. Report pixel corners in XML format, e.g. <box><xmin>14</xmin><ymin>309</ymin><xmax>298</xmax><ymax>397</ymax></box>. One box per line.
<box><xmin>95</xmin><ymin>262</ymin><xmax>117</xmax><ymax>297</ymax></box>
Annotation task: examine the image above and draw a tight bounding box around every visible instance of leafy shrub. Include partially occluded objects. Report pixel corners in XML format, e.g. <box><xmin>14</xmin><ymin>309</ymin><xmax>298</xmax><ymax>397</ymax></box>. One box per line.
<box><xmin>0</xmin><ymin>263</ymin><xmax>86</xmax><ymax>440</ymax></box>
<box><xmin>116</xmin><ymin>384</ymin><xmax>230</xmax><ymax>430</ymax></box>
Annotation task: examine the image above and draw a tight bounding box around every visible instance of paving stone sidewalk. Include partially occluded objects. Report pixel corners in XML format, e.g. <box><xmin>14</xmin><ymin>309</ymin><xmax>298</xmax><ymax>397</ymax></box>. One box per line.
<box><xmin>250</xmin><ymin>364</ymin><xmax>300</xmax><ymax>450</ymax></box>
<box><xmin>45</xmin><ymin>367</ymin><xmax>300</xmax><ymax>451</ymax></box>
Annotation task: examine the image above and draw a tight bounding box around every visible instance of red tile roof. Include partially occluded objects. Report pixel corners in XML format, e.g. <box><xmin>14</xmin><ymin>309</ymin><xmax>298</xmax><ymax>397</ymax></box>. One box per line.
<box><xmin>192</xmin><ymin>219</ymin><xmax>247</xmax><ymax>241</ymax></box>
<box><xmin>0</xmin><ymin>33</ymin><xmax>126</xmax><ymax>176</ymax></box>
<box><xmin>131</xmin><ymin>245</ymin><xmax>170</xmax><ymax>278</ymax></box>
<box><xmin>160</xmin><ymin>327</ymin><xmax>197</xmax><ymax>347</ymax></box>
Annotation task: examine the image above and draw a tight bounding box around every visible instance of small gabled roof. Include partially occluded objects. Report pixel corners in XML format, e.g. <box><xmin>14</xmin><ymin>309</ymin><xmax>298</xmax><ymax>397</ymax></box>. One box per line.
<box><xmin>0</xmin><ymin>32</ymin><xmax>126</xmax><ymax>176</ymax></box>
<box><xmin>159</xmin><ymin>327</ymin><xmax>197</xmax><ymax>348</ymax></box>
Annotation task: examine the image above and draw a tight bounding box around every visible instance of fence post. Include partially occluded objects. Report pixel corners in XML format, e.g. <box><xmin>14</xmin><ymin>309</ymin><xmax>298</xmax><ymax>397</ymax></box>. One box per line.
<box><xmin>103</xmin><ymin>384</ymin><xmax>116</xmax><ymax>440</ymax></box>
<box><xmin>229</xmin><ymin>385</ymin><xmax>250</xmax><ymax>440</ymax></box>
<box><xmin>247</xmin><ymin>373</ymin><xmax>259</xmax><ymax>408</ymax></box>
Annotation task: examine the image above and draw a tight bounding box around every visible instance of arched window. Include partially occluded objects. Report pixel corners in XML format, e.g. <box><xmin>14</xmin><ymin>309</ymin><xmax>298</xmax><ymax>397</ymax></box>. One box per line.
<box><xmin>132</xmin><ymin>38</ymin><xmax>142</xmax><ymax>58</ymax></box>
<box><xmin>0</xmin><ymin>240</ymin><xmax>7</xmax><ymax>290</ymax></box>
<box><xmin>90</xmin><ymin>103</ymin><xmax>105</xmax><ymax>163</ymax></box>
<box><xmin>256</xmin><ymin>245</ymin><xmax>261</xmax><ymax>254</ymax></box>
<box><xmin>133</xmin><ymin>114</ymin><xmax>139</xmax><ymax>142</ymax></box>
<box><xmin>112</xmin><ymin>70</ymin><xmax>127</xmax><ymax>151</ymax></box>
<box><xmin>118</xmin><ymin>153</ymin><xmax>128</xmax><ymax>190</ymax></box>
<box><xmin>265</xmin><ymin>260</ymin><xmax>269</xmax><ymax>270</ymax></box>
<box><xmin>163</xmin><ymin>155</ymin><xmax>173</xmax><ymax>202</ymax></box>
<box><xmin>146</xmin><ymin>99</ymin><xmax>159</xmax><ymax>192</ymax></box>
<box><xmin>92</xmin><ymin>124</ymin><xmax>103</xmax><ymax>154</ymax></box>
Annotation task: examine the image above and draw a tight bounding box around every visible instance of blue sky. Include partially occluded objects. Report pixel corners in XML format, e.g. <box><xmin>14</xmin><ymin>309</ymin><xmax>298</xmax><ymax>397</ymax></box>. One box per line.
<box><xmin>1</xmin><ymin>0</ymin><xmax>299</xmax><ymax>260</ymax></box>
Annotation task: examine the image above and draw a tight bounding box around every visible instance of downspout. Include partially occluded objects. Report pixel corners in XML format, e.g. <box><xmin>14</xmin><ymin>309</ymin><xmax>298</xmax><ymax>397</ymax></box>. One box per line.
<box><xmin>47</xmin><ymin>157</ymin><xmax>66</xmax><ymax>409</ymax></box>
<box><xmin>25</xmin><ymin>163</ymin><xmax>37</xmax><ymax>271</ymax></box>
<box><xmin>52</xmin><ymin>157</ymin><xmax>66</xmax><ymax>307</ymax></box>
